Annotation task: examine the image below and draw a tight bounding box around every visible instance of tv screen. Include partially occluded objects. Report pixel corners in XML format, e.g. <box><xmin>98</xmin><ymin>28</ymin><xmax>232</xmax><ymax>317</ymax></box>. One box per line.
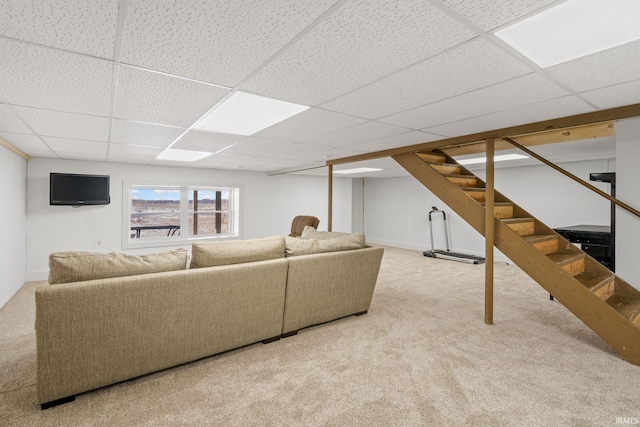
<box><xmin>50</xmin><ymin>173</ymin><xmax>110</xmax><ymax>206</ymax></box>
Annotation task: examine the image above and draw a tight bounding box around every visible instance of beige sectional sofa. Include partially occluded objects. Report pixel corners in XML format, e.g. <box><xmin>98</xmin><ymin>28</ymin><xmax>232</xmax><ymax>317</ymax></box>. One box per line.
<box><xmin>35</xmin><ymin>232</ymin><xmax>383</xmax><ymax>409</ymax></box>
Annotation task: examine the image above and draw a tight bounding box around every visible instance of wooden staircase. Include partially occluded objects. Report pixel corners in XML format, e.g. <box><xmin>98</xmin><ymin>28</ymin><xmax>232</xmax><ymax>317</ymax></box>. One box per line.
<box><xmin>394</xmin><ymin>150</ymin><xmax>640</xmax><ymax>366</ymax></box>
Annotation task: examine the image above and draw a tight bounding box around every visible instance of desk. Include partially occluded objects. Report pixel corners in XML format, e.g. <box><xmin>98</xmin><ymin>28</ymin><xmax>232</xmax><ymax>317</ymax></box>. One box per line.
<box><xmin>130</xmin><ymin>225</ymin><xmax>180</xmax><ymax>238</ymax></box>
<box><xmin>553</xmin><ymin>224</ymin><xmax>613</xmax><ymax>270</ymax></box>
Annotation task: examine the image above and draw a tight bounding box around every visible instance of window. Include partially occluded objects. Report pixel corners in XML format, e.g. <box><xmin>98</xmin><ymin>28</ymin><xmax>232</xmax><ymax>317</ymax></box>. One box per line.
<box><xmin>123</xmin><ymin>182</ymin><xmax>240</xmax><ymax>248</ymax></box>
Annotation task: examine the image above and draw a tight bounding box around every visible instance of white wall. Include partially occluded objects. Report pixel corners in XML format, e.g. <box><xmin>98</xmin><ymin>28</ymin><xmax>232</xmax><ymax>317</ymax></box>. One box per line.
<box><xmin>363</xmin><ymin>158</ymin><xmax>614</xmax><ymax>263</ymax></box>
<box><xmin>26</xmin><ymin>159</ymin><xmax>351</xmax><ymax>281</ymax></box>
<box><xmin>616</xmin><ymin>117</ymin><xmax>640</xmax><ymax>289</ymax></box>
<box><xmin>0</xmin><ymin>146</ymin><xmax>27</xmax><ymax>308</ymax></box>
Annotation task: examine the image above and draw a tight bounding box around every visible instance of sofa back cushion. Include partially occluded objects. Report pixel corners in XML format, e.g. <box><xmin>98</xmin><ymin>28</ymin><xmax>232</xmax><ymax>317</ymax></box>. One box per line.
<box><xmin>300</xmin><ymin>226</ymin><xmax>350</xmax><ymax>240</ymax></box>
<box><xmin>190</xmin><ymin>236</ymin><xmax>285</xmax><ymax>268</ymax></box>
<box><xmin>285</xmin><ymin>233</ymin><xmax>366</xmax><ymax>257</ymax></box>
<box><xmin>49</xmin><ymin>249</ymin><xmax>188</xmax><ymax>285</ymax></box>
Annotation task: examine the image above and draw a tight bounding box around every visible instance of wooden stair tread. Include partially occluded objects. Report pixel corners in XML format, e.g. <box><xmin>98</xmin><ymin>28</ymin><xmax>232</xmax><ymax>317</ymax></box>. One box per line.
<box><xmin>574</xmin><ymin>271</ymin><xmax>614</xmax><ymax>291</ymax></box>
<box><xmin>546</xmin><ymin>252</ymin><xmax>585</xmax><ymax>266</ymax></box>
<box><xmin>481</xmin><ymin>202</ymin><xmax>513</xmax><ymax>207</ymax></box>
<box><xmin>523</xmin><ymin>234</ymin><xmax>556</xmax><ymax>244</ymax></box>
<box><xmin>442</xmin><ymin>173</ymin><xmax>476</xmax><ymax>179</ymax></box>
<box><xmin>501</xmin><ymin>218</ymin><xmax>534</xmax><ymax>224</ymax></box>
<box><xmin>606</xmin><ymin>294</ymin><xmax>640</xmax><ymax>326</ymax></box>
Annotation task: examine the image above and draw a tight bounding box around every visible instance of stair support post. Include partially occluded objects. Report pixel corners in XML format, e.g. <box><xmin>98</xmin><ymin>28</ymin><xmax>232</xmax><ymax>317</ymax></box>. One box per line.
<box><xmin>328</xmin><ymin>164</ymin><xmax>333</xmax><ymax>231</ymax></box>
<box><xmin>485</xmin><ymin>139</ymin><xmax>495</xmax><ymax>325</ymax></box>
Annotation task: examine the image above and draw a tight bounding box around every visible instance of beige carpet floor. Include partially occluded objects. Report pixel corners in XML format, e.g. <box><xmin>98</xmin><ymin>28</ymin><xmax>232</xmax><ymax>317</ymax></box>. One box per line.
<box><xmin>1</xmin><ymin>246</ymin><xmax>639</xmax><ymax>426</ymax></box>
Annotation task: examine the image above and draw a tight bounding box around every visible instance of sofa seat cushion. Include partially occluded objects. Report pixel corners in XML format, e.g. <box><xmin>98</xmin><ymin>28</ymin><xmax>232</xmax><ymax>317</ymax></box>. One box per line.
<box><xmin>190</xmin><ymin>236</ymin><xmax>285</xmax><ymax>268</ymax></box>
<box><xmin>300</xmin><ymin>226</ymin><xmax>350</xmax><ymax>240</ymax></box>
<box><xmin>49</xmin><ymin>249</ymin><xmax>188</xmax><ymax>284</ymax></box>
<box><xmin>285</xmin><ymin>234</ymin><xmax>366</xmax><ymax>257</ymax></box>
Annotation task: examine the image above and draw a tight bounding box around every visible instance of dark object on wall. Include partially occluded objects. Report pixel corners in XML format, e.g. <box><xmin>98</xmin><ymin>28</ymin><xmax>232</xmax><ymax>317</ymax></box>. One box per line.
<box><xmin>50</xmin><ymin>173</ymin><xmax>111</xmax><ymax>206</ymax></box>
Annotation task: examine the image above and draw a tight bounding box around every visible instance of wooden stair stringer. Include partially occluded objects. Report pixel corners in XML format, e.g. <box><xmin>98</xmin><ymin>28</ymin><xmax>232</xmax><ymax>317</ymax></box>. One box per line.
<box><xmin>392</xmin><ymin>151</ymin><xmax>640</xmax><ymax>366</ymax></box>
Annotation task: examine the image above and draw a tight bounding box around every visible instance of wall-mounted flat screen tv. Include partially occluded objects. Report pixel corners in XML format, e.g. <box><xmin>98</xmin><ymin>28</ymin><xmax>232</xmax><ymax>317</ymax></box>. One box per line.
<box><xmin>50</xmin><ymin>173</ymin><xmax>111</xmax><ymax>206</ymax></box>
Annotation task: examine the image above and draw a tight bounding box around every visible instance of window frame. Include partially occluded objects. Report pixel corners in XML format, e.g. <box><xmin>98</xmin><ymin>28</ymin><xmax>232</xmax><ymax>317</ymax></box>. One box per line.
<box><xmin>122</xmin><ymin>180</ymin><xmax>242</xmax><ymax>250</ymax></box>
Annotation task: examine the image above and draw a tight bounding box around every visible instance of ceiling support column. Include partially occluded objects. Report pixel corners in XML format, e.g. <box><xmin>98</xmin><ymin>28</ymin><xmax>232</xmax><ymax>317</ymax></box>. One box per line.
<box><xmin>328</xmin><ymin>164</ymin><xmax>333</xmax><ymax>232</ymax></box>
<box><xmin>485</xmin><ymin>138</ymin><xmax>495</xmax><ymax>325</ymax></box>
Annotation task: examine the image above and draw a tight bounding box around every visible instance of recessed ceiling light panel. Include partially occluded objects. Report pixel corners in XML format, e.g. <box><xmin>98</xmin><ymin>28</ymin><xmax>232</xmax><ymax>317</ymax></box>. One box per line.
<box><xmin>156</xmin><ymin>148</ymin><xmax>213</xmax><ymax>162</ymax></box>
<box><xmin>495</xmin><ymin>0</ymin><xmax>640</xmax><ymax>68</ymax></box>
<box><xmin>457</xmin><ymin>154</ymin><xmax>529</xmax><ymax>165</ymax></box>
<box><xmin>193</xmin><ymin>91</ymin><xmax>309</xmax><ymax>136</ymax></box>
<box><xmin>334</xmin><ymin>167</ymin><xmax>383</xmax><ymax>174</ymax></box>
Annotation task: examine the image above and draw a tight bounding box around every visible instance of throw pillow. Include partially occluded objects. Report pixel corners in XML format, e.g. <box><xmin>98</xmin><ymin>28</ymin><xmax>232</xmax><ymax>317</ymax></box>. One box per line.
<box><xmin>49</xmin><ymin>249</ymin><xmax>188</xmax><ymax>284</ymax></box>
<box><xmin>190</xmin><ymin>236</ymin><xmax>285</xmax><ymax>268</ymax></box>
<box><xmin>285</xmin><ymin>233</ymin><xmax>366</xmax><ymax>256</ymax></box>
<box><xmin>300</xmin><ymin>226</ymin><xmax>350</xmax><ymax>240</ymax></box>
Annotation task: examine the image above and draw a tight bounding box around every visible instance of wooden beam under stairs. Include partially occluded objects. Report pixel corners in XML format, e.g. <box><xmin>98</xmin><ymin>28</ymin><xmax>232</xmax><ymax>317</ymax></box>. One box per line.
<box><xmin>393</xmin><ymin>150</ymin><xmax>640</xmax><ymax>366</ymax></box>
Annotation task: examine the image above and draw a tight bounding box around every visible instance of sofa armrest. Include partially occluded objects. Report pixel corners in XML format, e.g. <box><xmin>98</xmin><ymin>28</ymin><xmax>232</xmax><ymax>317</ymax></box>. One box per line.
<box><xmin>282</xmin><ymin>246</ymin><xmax>384</xmax><ymax>334</ymax></box>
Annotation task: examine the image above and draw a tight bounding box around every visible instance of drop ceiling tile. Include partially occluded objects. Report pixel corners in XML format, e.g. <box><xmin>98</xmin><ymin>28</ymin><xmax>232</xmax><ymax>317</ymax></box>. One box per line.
<box><xmin>581</xmin><ymin>79</ymin><xmax>640</xmax><ymax>109</ymax></box>
<box><xmin>120</xmin><ymin>0</ymin><xmax>338</xmax><ymax>86</ymax></box>
<box><xmin>0</xmin><ymin>39</ymin><xmax>113</xmax><ymax>115</ymax></box>
<box><xmin>240</xmin><ymin>0</ymin><xmax>475</xmax><ymax>106</ymax></box>
<box><xmin>382</xmin><ymin>73</ymin><xmax>568</xmax><ymax>130</ymax></box>
<box><xmin>110</xmin><ymin>120</ymin><xmax>185</xmax><ymax>148</ymax></box>
<box><xmin>13</xmin><ymin>106</ymin><xmax>110</xmax><ymax>141</ymax></box>
<box><xmin>108</xmin><ymin>156</ymin><xmax>153</xmax><ymax>165</ymax></box>
<box><xmin>255</xmin><ymin>108</ymin><xmax>367</xmax><ymax>142</ymax></box>
<box><xmin>171</xmin><ymin>130</ymin><xmax>246</xmax><ymax>153</ymax></box>
<box><xmin>322</xmin><ymin>39</ymin><xmax>533</xmax><ymax>119</ymax></box>
<box><xmin>265</xmin><ymin>143</ymin><xmax>363</xmax><ymax>162</ymax></box>
<box><xmin>220</xmin><ymin>137</ymin><xmax>296</xmax><ymax>157</ymax></box>
<box><xmin>54</xmin><ymin>152</ymin><xmax>108</xmax><ymax>162</ymax></box>
<box><xmin>424</xmin><ymin>96</ymin><xmax>594</xmax><ymax>137</ymax></box>
<box><xmin>346</xmin><ymin>131</ymin><xmax>442</xmax><ymax>152</ymax></box>
<box><xmin>0</xmin><ymin>132</ymin><xmax>49</xmax><ymax>152</ymax></box>
<box><xmin>114</xmin><ymin>66</ymin><xmax>229</xmax><ymax>127</ymax></box>
<box><xmin>305</xmin><ymin>121</ymin><xmax>410</xmax><ymax>148</ymax></box>
<box><xmin>0</xmin><ymin>0</ymin><xmax>119</xmax><ymax>59</ymax></box>
<box><xmin>545</xmin><ymin>40</ymin><xmax>640</xmax><ymax>92</ymax></box>
<box><xmin>42</xmin><ymin>137</ymin><xmax>109</xmax><ymax>155</ymax></box>
<box><xmin>108</xmin><ymin>143</ymin><xmax>163</xmax><ymax>159</ymax></box>
<box><xmin>193</xmin><ymin>153</ymin><xmax>275</xmax><ymax>169</ymax></box>
<box><xmin>0</xmin><ymin>103</ymin><xmax>32</xmax><ymax>133</ymax></box>
<box><xmin>442</xmin><ymin>0</ymin><xmax>557</xmax><ymax>31</ymax></box>
<box><xmin>22</xmin><ymin>149</ymin><xmax>58</xmax><ymax>159</ymax></box>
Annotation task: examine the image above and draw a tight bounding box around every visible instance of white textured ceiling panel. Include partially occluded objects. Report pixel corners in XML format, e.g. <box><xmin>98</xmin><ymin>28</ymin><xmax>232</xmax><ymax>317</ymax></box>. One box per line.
<box><xmin>220</xmin><ymin>138</ymin><xmax>296</xmax><ymax>157</ymax></box>
<box><xmin>265</xmin><ymin>143</ymin><xmax>364</xmax><ymax>162</ymax></box>
<box><xmin>171</xmin><ymin>130</ymin><xmax>246</xmax><ymax>153</ymax></box>
<box><xmin>2</xmin><ymin>1</ymin><xmax>635</xmax><ymax>173</ymax></box>
<box><xmin>240</xmin><ymin>0</ymin><xmax>475</xmax><ymax>106</ymax></box>
<box><xmin>0</xmin><ymin>39</ymin><xmax>113</xmax><ymax>116</ymax></box>
<box><xmin>114</xmin><ymin>66</ymin><xmax>230</xmax><ymax>127</ymax></box>
<box><xmin>581</xmin><ymin>79</ymin><xmax>640</xmax><ymax>110</ymax></box>
<box><xmin>441</xmin><ymin>0</ymin><xmax>559</xmax><ymax>31</ymax></box>
<box><xmin>255</xmin><ymin>108</ymin><xmax>366</xmax><ymax>142</ymax></box>
<box><xmin>382</xmin><ymin>73</ymin><xmax>569</xmax><ymax>130</ymax></box>
<box><xmin>545</xmin><ymin>40</ymin><xmax>640</xmax><ymax>93</ymax></box>
<box><xmin>322</xmin><ymin>39</ymin><xmax>533</xmax><ymax>119</ymax></box>
<box><xmin>0</xmin><ymin>0</ymin><xmax>119</xmax><ymax>59</ymax></box>
<box><xmin>0</xmin><ymin>104</ymin><xmax>32</xmax><ymax>133</ymax></box>
<box><xmin>110</xmin><ymin>120</ymin><xmax>185</xmax><ymax>148</ymax></box>
<box><xmin>42</xmin><ymin>137</ymin><xmax>108</xmax><ymax>155</ymax></box>
<box><xmin>13</xmin><ymin>106</ymin><xmax>110</xmax><ymax>141</ymax></box>
<box><xmin>346</xmin><ymin>131</ymin><xmax>442</xmax><ymax>153</ymax></box>
<box><xmin>120</xmin><ymin>0</ymin><xmax>339</xmax><ymax>87</ymax></box>
<box><xmin>0</xmin><ymin>132</ymin><xmax>49</xmax><ymax>153</ymax></box>
<box><xmin>108</xmin><ymin>143</ymin><xmax>163</xmax><ymax>159</ymax></box>
<box><xmin>193</xmin><ymin>153</ymin><xmax>279</xmax><ymax>169</ymax></box>
<box><xmin>425</xmin><ymin>96</ymin><xmax>594</xmax><ymax>137</ymax></box>
<box><xmin>305</xmin><ymin>121</ymin><xmax>410</xmax><ymax>148</ymax></box>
